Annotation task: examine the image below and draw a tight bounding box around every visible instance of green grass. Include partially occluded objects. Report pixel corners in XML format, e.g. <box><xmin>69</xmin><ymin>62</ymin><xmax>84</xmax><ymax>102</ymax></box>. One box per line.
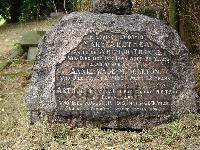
<box><xmin>0</xmin><ymin>17</ymin><xmax>61</xmax><ymax>58</ymax></box>
<box><xmin>0</xmin><ymin>17</ymin><xmax>200</xmax><ymax>149</ymax></box>
<box><xmin>0</xmin><ymin>16</ymin><xmax>6</xmax><ymax>26</ymax></box>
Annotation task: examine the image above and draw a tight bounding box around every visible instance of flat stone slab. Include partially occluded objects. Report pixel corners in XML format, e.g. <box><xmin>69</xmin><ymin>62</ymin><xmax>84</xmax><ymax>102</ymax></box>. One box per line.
<box><xmin>26</xmin><ymin>12</ymin><xmax>199</xmax><ymax>129</ymax></box>
<box><xmin>20</xmin><ymin>31</ymin><xmax>45</xmax><ymax>46</ymax></box>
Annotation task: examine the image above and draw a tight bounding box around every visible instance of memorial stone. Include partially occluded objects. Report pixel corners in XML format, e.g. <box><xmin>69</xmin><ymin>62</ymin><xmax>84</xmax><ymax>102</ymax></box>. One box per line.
<box><xmin>26</xmin><ymin>12</ymin><xmax>199</xmax><ymax>128</ymax></box>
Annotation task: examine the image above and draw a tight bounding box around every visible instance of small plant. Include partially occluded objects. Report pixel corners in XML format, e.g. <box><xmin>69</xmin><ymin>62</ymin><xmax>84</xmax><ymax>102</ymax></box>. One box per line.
<box><xmin>0</xmin><ymin>15</ymin><xmax>6</xmax><ymax>25</ymax></box>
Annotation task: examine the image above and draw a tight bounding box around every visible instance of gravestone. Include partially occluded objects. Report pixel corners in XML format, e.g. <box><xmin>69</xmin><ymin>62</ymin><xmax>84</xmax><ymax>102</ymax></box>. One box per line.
<box><xmin>20</xmin><ymin>31</ymin><xmax>45</xmax><ymax>46</ymax></box>
<box><xmin>26</xmin><ymin>12</ymin><xmax>199</xmax><ymax>129</ymax></box>
<box><xmin>20</xmin><ymin>31</ymin><xmax>46</xmax><ymax>60</ymax></box>
<box><xmin>27</xmin><ymin>47</ymin><xmax>38</xmax><ymax>60</ymax></box>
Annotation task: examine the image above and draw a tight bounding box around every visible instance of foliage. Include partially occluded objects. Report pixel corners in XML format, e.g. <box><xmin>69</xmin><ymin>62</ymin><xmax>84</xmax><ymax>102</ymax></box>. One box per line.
<box><xmin>133</xmin><ymin>5</ymin><xmax>163</xmax><ymax>19</ymax></box>
<box><xmin>0</xmin><ymin>15</ymin><xmax>6</xmax><ymax>25</ymax></box>
<box><xmin>132</xmin><ymin>0</ymin><xmax>199</xmax><ymax>54</ymax></box>
<box><xmin>187</xmin><ymin>0</ymin><xmax>200</xmax><ymax>53</ymax></box>
<box><xmin>0</xmin><ymin>0</ymin><xmax>55</xmax><ymax>22</ymax></box>
<box><xmin>0</xmin><ymin>0</ymin><xmax>11</xmax><ymax>21</ymax></box>
<box><xmin>75</xmin><ymin>0</ymin><xmax>92</xmax><ymax>11</ymax></box>
<box><xmin>1</xmin><ymin>0</ymin><xmax>76</xmax><ymax>22</ymax></box>
<box><xmin>20</xmin><ymin>0</ymin><xmax>54</xmax><ymax>22</ymax></box>
<box><xmin>0</xmin><ymin>0</ymin><xmax>21</xmax><ymax>22</ymax></box>
<box><xmin>19</xmin><ymin>0</ymin><xmax>92</xmax><ymax>22</ymax></box>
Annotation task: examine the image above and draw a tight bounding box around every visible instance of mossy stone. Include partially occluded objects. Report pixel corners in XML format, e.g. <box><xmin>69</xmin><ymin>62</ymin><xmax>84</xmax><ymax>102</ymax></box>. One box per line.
<box><xmin>27</xmin><ymin>47</ymin><xmax>38</xmax><ymax>61</ymax></box>
<box><xmin>20</xmin><ymin>31</ymin><xmax>45</xmax><ymax>46</ymax></box>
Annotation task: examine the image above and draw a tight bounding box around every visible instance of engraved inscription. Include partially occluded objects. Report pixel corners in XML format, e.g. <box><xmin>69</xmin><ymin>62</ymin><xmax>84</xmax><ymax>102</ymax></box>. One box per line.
<box><xmin>55</xmin><ymin>31</ymin><xmax>177</xmax><ymax>118</ymax></box>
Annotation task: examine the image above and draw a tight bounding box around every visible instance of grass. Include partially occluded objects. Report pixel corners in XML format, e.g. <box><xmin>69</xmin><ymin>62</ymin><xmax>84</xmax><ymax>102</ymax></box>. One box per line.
<box><xmin>0</xmin><ymin>17</ymin><xmax>200</xmax><ymax>149</ymax></box>
<box><xmin>0</xmin><ymin>16</ymin><xmax>6</xmax><ymax>26</ymax></box>
<box><xmin>0</xmin><ymin>17</ymin><xmax>61</xmax><ymax>58</ymax></box>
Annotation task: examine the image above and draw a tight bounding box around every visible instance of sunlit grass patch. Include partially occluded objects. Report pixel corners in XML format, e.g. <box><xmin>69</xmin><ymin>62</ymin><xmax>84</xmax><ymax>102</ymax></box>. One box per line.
<box><xmin>0</xmin><ymin>15</ymin><xmax>6</xmax><ymax>26</ymax></box>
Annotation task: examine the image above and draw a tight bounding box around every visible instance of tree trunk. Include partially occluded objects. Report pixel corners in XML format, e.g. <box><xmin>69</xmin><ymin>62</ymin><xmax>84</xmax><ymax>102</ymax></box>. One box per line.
<box><xmin>179</xmin><ymin>0</ymin><xmax>194</xmax><ymax>53</ymax></box>
<box><xmin>168</xmin><ymin>0</ymin><xmax>179</xmax><ymax>31</ymax></box>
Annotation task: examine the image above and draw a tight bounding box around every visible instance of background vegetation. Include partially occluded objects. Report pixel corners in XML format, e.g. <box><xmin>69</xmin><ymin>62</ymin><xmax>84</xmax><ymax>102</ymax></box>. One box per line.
<box><xmin>0</xmin><ymin>0</ymin><xmax>199</xmax><ymax>53</ymax></box>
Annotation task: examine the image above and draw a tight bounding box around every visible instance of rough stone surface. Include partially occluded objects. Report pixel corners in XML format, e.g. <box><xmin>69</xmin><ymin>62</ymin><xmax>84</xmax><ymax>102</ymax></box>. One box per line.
<box><xmin>92</xmin><ymin>0</ymin><xmax>132</xmax><ymax>15</ymax></box>
<box><xmin>26</xmin><ymin>12</ymin><xmax>199</xmax><ymax>129</ymax></box>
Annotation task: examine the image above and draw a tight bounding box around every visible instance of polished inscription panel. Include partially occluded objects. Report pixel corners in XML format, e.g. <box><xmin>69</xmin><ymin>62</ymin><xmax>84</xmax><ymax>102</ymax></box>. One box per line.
<box><xmin>55</xmin><ymin>31</ymin><xmax>177</xmax><ymax>118</ymax></box>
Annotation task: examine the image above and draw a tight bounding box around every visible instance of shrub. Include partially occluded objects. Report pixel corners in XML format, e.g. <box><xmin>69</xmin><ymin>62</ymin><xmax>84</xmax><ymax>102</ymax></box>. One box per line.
<box><xmin>20</xmin><ymin>0</ymin><xmax>54</xmax><ymax>22</ymax></box>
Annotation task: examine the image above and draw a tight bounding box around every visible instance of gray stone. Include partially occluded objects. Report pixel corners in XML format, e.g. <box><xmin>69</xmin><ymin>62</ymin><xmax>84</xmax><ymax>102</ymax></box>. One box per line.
<box><xmin>27</xmin><ymin>47</ymin><xmax>38</xmax><ymax>60</ymax></box>
<box><xmin>26</xmin><ymin>12</ymin><xmax>199</xmax><ymax>129</ymax></box>
<box><xmin>50</xmin><ymin>12</ymin><xmax>65</xmax><ymax>18</ymax></box>
<box><xmin>20</xmin><ymin>31</ymin><xmax>45</xmax><ymax>46</ymax></box>
<box><xmin>187</xmin><ymin>143</ymin><xmax>200</xmax><ymax>150</ymax></box>
<box><xmin>92</xmin><ymin>0</ymin><xmax>132</xmax><ymax>15</ymax></box>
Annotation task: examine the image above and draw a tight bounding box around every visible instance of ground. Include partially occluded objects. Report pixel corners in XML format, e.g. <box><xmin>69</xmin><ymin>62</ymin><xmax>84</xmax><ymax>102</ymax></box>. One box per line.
<box><xmin>0</xmin><ymin>17</ymin><xmax>200</xmax><ymax>150</ymax></box>
<box><xmin>0</xmin><ymin>17</ymin><xmax>60</xmax><ymax>58</ymax></box>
